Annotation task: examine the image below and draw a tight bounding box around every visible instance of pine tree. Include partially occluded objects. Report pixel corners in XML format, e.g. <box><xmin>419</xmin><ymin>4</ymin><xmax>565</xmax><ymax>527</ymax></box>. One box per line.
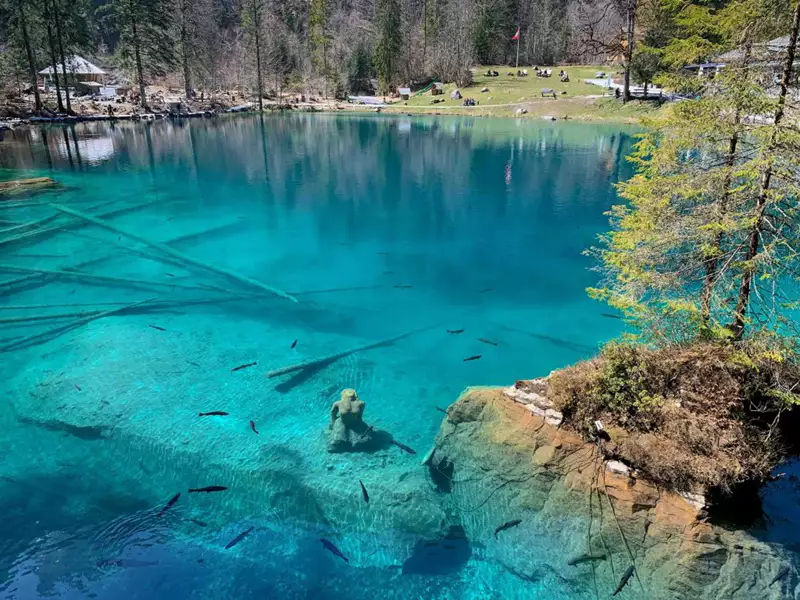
<box><xmin>374</xmin><ymin>0</ymin><xmax>403</xmax><ymax>93</ymax></box>
<box><xmin>99</xmin><ymin>0</ymin><xmax>176</xmax><ymax>110</ymax></box>
<box><xmin>242</xmin><ymin>0</ymin><xmax>265</xmax><ymax>110</ymax></box>
<box><xmin>2</xmin><ymin>0</ymin><xmax>43</xmax><ymax>111</ymax></box>
<box><xmin>309</xmin><ymin>0</ymin><xmax>330</xmax><ymax>96</ymax></box>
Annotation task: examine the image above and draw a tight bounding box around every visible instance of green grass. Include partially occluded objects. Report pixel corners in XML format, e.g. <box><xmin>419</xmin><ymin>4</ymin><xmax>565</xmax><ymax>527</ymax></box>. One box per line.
<box><xmin>382</xmin><ymin>65</ymin><xmax>661</xmax><ymax>123</ymax></box>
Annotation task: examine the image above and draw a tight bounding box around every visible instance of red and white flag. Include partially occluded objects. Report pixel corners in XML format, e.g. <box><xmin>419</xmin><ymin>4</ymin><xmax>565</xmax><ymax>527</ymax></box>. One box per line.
<box><xmin>511</xmin><ymin>27</ymin><xmax>520</xmax><ymax>41</ymax></box>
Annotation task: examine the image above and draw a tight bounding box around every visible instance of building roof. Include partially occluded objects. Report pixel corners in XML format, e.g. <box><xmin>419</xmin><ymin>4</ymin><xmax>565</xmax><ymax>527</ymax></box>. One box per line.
<box><xmin>715</xmin><ymin>35</ymin><xmax>795</xmax><ymax>64</ymax></box>
<box><xmin>39</xmin><ymin>56</ymin><xmax>105</xmax><ymax>76</ymax></box>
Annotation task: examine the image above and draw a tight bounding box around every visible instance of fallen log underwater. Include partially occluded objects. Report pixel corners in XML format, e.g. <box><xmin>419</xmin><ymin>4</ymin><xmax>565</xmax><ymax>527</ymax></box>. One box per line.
<box><xmin>48</xmin><ymin>203</ymin><xmax>298</xmax><ymax>303</ymax></box>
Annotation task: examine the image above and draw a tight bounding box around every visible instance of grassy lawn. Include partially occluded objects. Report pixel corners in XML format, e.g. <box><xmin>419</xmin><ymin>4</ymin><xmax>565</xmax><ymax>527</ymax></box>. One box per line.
<box><xmin>381</xmin><ymin>65</ymin><xmax>661</xmax><ymax>123</ymax></box>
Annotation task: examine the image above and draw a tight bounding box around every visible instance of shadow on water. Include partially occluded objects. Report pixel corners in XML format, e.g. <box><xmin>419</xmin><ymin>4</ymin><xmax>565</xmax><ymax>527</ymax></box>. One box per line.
<box><xmin>494</xmin><ymin>322</ymin><xmax>598</xmax><ymax>357</ymax></box>
<box><xmin>17</xmin><ymin>415</ymin><xmax>107</xmax><ymax>441</ymax></box>
<box><xmin>401</xmin><ymin>525</ymin><xmax>472</xmax><ymax>576</ymax></box>
<box><xmin>0</xmin><ymin>472</ymin><xmax>151</xmax><ymax>568</ymax></box>
<box><xmin>274</xmin><ymin>357</ymin><xmax>339</xmax><ymax>394</ymax></box>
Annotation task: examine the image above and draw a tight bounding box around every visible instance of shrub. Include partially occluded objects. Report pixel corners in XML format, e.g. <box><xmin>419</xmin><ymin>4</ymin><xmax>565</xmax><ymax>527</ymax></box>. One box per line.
<box><xmin>547</xmin><ymin>339</ymin><xmax>800</xmax><ymax>493</ymax></box>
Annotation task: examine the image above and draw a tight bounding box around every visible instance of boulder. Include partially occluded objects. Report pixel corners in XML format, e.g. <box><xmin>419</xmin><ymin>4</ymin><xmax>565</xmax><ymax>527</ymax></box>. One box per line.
<box><xmin>430</xmin><ymin>386</ymin><xmax>794</xmax><ymax>599</ymax></box>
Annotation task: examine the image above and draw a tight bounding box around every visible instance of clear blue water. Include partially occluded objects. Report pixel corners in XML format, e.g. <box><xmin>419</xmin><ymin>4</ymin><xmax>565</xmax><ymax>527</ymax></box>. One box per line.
<box><xmin>0</xmin><ymin>114</ymin><xmax>734</xmax><ymax>599</ymax></box>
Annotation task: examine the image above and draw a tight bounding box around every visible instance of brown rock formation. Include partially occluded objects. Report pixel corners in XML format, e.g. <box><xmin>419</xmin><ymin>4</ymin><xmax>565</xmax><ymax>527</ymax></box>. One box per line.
<box><xmin>428</xmin><ymin>386</ymin><xmax>795</xmax><ymax>599</ymax></box>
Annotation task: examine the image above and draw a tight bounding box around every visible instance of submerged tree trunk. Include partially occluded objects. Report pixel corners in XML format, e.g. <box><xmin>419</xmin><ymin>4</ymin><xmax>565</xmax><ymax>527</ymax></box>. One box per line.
<box><xmin>731</xmin><ymin>1</ymin><xmax>800</xmax><ymax>337</ymax></box>
<box><xmin>43</xmin><ymin>0</ymin><xmax>65</xmax><ymax>112</ymax></box>
<box><xmin>19</xmin><ymin>4</ymin><xmax>43</xmax><ymax>112</ymax></box>
<box><xmin>53</xmin><ymin>0</ymin><xmax>72</xmax><ymax>114</ymax></box>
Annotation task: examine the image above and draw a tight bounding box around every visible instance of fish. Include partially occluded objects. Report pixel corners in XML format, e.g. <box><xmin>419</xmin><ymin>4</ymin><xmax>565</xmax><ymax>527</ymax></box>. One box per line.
<box><xmin>290</xmin><ymin>339</ymin><xmax>297</xmax><ymax>349</ymax></box>
<box><xmin>157</xmin><ymin>492</ymin><xmax>180</xmax><ymax>518</ymax></box>
<box><xmin>165</xmin><ymin>273</ymin><xmax>175</xmax><ymax>277</ymax></box>
<box><xmin>97</xmin><ymin>558</ymin><xmax>158</xmax><ymax>568</ymax></box>
<box><xmin>601</xmin><ymin>312</ymin><xmax>622</xmax><ymax>320</ymax></box>
<box><xmin>198</xmin><ymin>411</ymin><xmax>229</xmax><ymax>417</ymax></box>
<box><xmin>149</xmin><ymin>324</ymin><xmax>166</xmax><ymax>331</ymax></box>
<box><xmin>463</xmin><ymin>355</ymin><xmax>482</xmax><ymax>362</ymax></box>
<box><xmin>359</xmin><ymin>480</ymin><xmax>369</xmax><ymax>503</ymax></box>
<box><xmin>187</xmin><ymin>361</ymin><xmax>200</xmax><ymax>367</ymax></box>
<box><xmin>567</xmin><ymin>553</ymin><xmax>606</xmax><ymax>566</ymax></box>
<box><xmin>394</xmin><ymin>285</ymin><xmax>413</xmax><ymax>289</ymax></box>
<box><xmin>612</xmin><ymin>565</ymin><xmax>635</xmax><ymax>596</ymax></box>
<box><xmin>478</xmin><ymin>287</ymin><xmax>494</xmax><ymax>293</ymax></box>
<box><xmin>224</xmin><ymin>526</ymin><xmax>255</xmax><ymax>549</ymax></box>
<box><xmin>189</xmin><ymin>518</ymin><xmax>208</xmax><ymax>527</ymax></box>
<box><xmin>382</xmin><ymin>270</ymin><xmax>395</xmax><ymax>275</ymax></box>
<box><xmin>477</xmin><ymin>338</ymin><xmax>498</xmax><ymax>346</ymax></box>
<box><xmin>769</xmin><ymin>565</ymin><xmax>790</xmax><ymax>586</ymax></box>
<box><xmin>74</xmin><ymin>383</ymin><xmax>81</xmax><ymax>391</ymax></box>
<box><xmin>390</xmin><ymin>440</ymin><xmax>416</xmax><ymax>455</ymax></box>
<box><xmin>249</xmin><ymin>420</ymin><xmax>260</xmax><ymax>434</ymax></box>
<box><xmin>188</xmin><ymin>486</ymin><xmax>228</xmax><ymax>493</ymax></box>
<box><xmin>494</xmin><ymin>519</ymin><xmax>522</xmax><ymax>539</ymax></box>
<box><xmin>447</xmin><ymin>329</ymin><xmax>464</xmax><ymax>334</ymax></box>
<box><xmin>231</xmin><ymin>361</ymin><xmax>257</xmax><ymax>372</ymax></box>
<box><xmin>376</xmin><ymin>251</ymin><xmax>389</xmax><ymax>255</ymax></box>
<box><xmin>320</xmin><ymin>538</ymin><xmax>349</xmax><ymax>563</ymax></box>
<box><xmin>435</xmin><ymin>407</ymin><xmax>448</xmax><ymax>414</ymax></box>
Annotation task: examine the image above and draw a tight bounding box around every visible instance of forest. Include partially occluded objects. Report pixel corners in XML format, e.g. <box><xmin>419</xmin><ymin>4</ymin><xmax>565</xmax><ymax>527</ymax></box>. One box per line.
<box><xmin>0</xmin><ymin>0</ymin><xmax>732</xmax><ymax>103</ymax></box>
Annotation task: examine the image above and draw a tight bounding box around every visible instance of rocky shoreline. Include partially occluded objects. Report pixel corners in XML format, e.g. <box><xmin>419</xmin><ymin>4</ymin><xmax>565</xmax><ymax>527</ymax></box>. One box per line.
<box><xmin>428</xmin><ymin>384</ymin><xmax>796</xmax><ymax>599</ymax></box>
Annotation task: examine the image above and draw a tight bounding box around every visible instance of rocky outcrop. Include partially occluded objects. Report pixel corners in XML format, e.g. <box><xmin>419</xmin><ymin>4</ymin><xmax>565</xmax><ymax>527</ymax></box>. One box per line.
<box><xmin>428</xmin><ymin>385</ymin><xmax>796</xmax><ymax>599</ymax></box>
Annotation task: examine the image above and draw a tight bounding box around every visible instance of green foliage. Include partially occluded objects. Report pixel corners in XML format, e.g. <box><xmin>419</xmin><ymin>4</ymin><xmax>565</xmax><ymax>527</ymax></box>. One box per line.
<box><xmin>309</xmin><ymin>0</ymin><xmax>330</xmax><ymax>78</ymax></box>
<box><xmin>347</xmin><ymin>44</ymin><xmax>373</xmax><ymax>94</ymax></box>
<box><xmin>373</xmin><ymin>0</ymin><xmax>403</xmax><ymax>92</ymax></box>
<box><xmin>589</xmin><ymin>0</ymin><xmax>800</xmax><ymax>345</ymax></box>
<box><xmin>550</xmin><ymin>342</ymin><xmax>666</xmax><ymax>430</ymax></box>
<box><xmin>594</xmin><ymin>343</ymin><xmax>666</xmax><ymax>415</ymax></box>
<box><xmin>98</xmin><ymin>0</ymin><xmax>176</xmax><ymax>81</ymax></box>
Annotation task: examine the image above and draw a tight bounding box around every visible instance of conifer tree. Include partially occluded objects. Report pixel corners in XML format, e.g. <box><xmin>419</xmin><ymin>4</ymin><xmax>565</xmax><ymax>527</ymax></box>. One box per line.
<box><xmin>99</xmin><ymin>0</ymin><xmax>176</xmax><ymax>109</ymax></box>
<box><xmin>374</xmin><ymin>0</ymin><xmax>403</xmax><ymax>93</ymax></box>
<box><xmin>242</xmin><ymin>0</ymin><xmax>265</xmax><ymax>110</ymax></box>
<box><xmin>309</xmin><ymin>0</ymin><xmax>330</xmax><ymax>96</ymax></box>
<box><xmin>590</xmin><ymin>0</ymin><xmax>800</xmax><ymax>343</ymax></box>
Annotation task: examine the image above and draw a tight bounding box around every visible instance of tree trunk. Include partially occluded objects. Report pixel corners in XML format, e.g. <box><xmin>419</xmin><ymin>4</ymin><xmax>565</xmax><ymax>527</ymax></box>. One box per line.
<box><xmin>422</xmin><ymin>0</ymin><xmax>427</xmax><ymax>73</ymax></box>
<box><xmin>131</xmin><ymin>17</ymin><xmax>148</xmax><ymax>109</ymax></box>
<box><xmin>180</xmin><ymin>0</ymin><xmax>192</xmax><ymax>96</ymax></box>
<box><xmin>18</xmin><ymin>4</ymin><xmax>42</xmax><ymax>112</ymax></box>
<box><xmin>731</xmin><ymin>0</ymin><xmax>799</xmax><ymax>338</ymax></box>
<box><xmin>700</xmin><ymin>43</ymin><xmax>750</xmax><ymax>327</ymax></box>
<box><xmin>700</xmin><ymin>127</ymin><xmax>739</xmax><ymax>325</ymax></box>
<box><xmin>43</xmin><ymin>0</ymin><xmax>65</xmax><ymax>112</ymax></box>
<box><xmin>53</xmin><ymin>0</ymin><xmax>72</xmax><ymax>114</ymax></box>
<box><xmin>622</xmin><ymin>0</ymin><xmax>636</xmax><ymax>103</ymax></box>
<box><xmin>253</xmin><ymin>0</ymin><xmax>264</xmax><ymax>111</ymax></box>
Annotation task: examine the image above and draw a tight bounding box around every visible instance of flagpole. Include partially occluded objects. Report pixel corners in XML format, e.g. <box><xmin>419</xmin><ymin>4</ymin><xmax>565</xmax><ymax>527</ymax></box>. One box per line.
<box><xmin>515</xmin><ymin>30</ymin><xmax>520</xmax><ymax>69</ymax></box>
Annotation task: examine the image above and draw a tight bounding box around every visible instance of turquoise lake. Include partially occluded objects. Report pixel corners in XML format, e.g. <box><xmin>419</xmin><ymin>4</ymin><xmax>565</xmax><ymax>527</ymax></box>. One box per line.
<box><xmin>0</xmin><ymin>114</ymin><xmax>643</xmax><ymax>599</ymax></box>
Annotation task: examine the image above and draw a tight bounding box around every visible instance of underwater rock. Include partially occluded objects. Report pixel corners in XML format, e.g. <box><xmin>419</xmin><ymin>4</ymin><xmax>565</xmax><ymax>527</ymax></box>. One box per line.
<box><xmin>430</xmin><ymin>386</ymin><xmax>795</xmax><ymax>599</ymax></box>
<box><xmin>327</xmin><ymin>389</ymin><xmax>388</xmax><ymax>452</ymax></box>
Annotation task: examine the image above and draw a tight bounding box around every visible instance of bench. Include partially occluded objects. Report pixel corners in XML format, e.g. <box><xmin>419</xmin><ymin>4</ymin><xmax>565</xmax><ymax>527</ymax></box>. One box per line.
<box><xmin>541</xmin><ymin>88</ymin><xmax>556</xmax><ymax>99</ymax></box>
